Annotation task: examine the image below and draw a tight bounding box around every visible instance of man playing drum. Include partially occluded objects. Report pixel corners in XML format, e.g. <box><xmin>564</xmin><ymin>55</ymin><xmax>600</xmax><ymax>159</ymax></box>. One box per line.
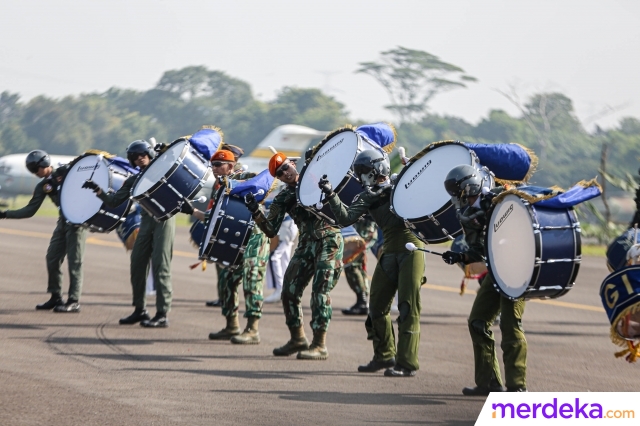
<box><xmin>0</xmin><ymin>150</ymin><xmax>87</xmax><ymax>313</ymax></box>
<box><xmin>245</xmin><ymin>152</ymin><xmax>344</xmax><ymax>360</ymax></box>
<box><xmin>319</xmin><ymin>149</ymin><xmax>425</xmax><ymax>377</ymax></box>
<box><xmin>192</xmin><ymin>149</ymin><xmax>269</xmax><ymax>344</ymax></box>
<box><xmin>342</xmin><ymin>217</ymin><xmax>378</xmax><ymax>316</ymax></box>
<box><xmin>83</xmin><ymin>140</ymin><xmax>179</xmax><ymax>328</ymax></box>
<box><xmin>439</xmin><ymin>164</ymin><xmax>527</xmax><ymax>394</ymax></box>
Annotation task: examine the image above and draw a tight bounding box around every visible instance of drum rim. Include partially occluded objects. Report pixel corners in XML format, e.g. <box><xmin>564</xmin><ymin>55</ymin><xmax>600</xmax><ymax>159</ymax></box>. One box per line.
<box><xmin>486</xmin><ymin>194</ymin><xmax>581</xmax><ymax>300</ymax></box>
<box><xmin>296</xmin><ymin>128</ymin><xmax>359</xmax><ymax>208</ymax></box>
<box><xmin>131</xmin><ymin>139</ymin><xmax>190</xmax><ymax>200</ymax></box>
<box><xmin>389</xmin><ymin>140</ymin><xmax>473</xmax><ymax>221</ymax></box>
<box><xmin>60</xmin><ymin>153</ymin><xmax>132</xmax><ymax>231</ymax></box>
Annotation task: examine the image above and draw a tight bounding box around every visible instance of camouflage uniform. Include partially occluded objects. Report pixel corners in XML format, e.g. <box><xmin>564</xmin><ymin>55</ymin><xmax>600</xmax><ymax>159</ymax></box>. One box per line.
<box><xmin>253</xmin><ymin>185</ymin><xmax>343</xmax><ymax>332</ymax></box>
<box><xmin>327</xmin><ymin>186</ymin><xmax>425</xmax><ymax>371</ymax></box>
<box><xmin>458</xmin><ymin>189</ymin><xmax>527</xmax><ymax>391</ymax></box>
<box><xmin>99</xmin><ymin>175</ymin><xmax>175</xmax><ymax>313</ymax></box>
<box><xmin>4</xmin><ymin>164</ymin><xmax>87</xmax><ymax>301</ymax></box>
<box><xmin>213</xmin><ymin>172</ymin><xmax>269</xmax><ymax>322</ymax></box>
<box><xmin>344</xmin><ymin>217</ymin><xmax>378</xmax><ymax>297</ymax></box>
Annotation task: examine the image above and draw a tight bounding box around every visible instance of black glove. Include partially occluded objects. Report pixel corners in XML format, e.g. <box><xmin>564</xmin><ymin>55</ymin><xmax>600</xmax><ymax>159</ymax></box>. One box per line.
<box><xmin>180</xmin><ymin>200</ymin><xmax>194</xmax><ymax>215</ymax></box>
<box><xmin>304</xmin><ymin>147</ymin><xmax>314</xmax><ymax>161</ymax></box>
<box><xmin>244</xmin><ymin>192</ymin><xmax>260</xmax><ymax>214</ymax></box>
<box><xmin>318</xmin><ymin>175</ymin><xmax>333</xmax><ymax>196</ymax></box>
<box><xmin>81</xmin><ymin>179</ymin><xmax>101</xmax><ymax>193</ymax></box>
<box><xmin>442</xmin><ymin>251</ymin><xmax>463</xmax><ymax>265</ymax></box>
<box><xmin>0</xmin><ymin>211</ymin><xmax>6</xmax><ymax>219</ymax></box>
<box><xmin>154</xmin><ymin>142</ymin><xmax>167</xmax><ymax>153</ymax></box>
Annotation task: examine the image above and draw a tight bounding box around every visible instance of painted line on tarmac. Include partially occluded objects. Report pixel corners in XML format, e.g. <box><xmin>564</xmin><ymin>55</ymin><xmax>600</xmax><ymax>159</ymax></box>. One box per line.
<box><xmin>422</xmin><ymin>283</ymin><xmax>605</xmax><ymax>313</ymax></box>
<box><xmin>0</xmin><ymin>227</ymin><xmax>196</xmax><ymax>258</ymax></box>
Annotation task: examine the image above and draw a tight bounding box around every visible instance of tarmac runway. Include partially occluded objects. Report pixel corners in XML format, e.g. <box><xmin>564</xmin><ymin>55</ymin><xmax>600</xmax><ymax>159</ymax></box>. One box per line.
<box><xmin>0</xmin><ymin>217</ymin><xmax>634</xmax><ymax>425</ymax></box>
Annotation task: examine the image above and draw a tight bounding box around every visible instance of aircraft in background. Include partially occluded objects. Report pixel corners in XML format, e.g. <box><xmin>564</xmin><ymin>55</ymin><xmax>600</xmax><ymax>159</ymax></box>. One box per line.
<box><xmin>0</xmin><ymin>124</ymin><xmax>327</xmax><ymax>205</ymax></box>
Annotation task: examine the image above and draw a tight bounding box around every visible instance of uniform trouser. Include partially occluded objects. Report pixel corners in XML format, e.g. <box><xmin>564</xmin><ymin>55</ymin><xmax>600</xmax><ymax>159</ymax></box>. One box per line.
<box><xmin>46</xmin><ymin>218</ymin><xmax>87</xmax><ymax>301</ymax></box>
<box><xmin>219</xmin><ymin>231</ymin><xmax>269</xmax><ymax>319</ymax></box>
<box><xmin>344</xmin><ymin>251</ymin><xmax>368</xmax><ymax>296</ymax></box>
<box><xmin>366</xmin><ymin>250</ymin><xmax>424</xmax><ymax>371</ymax></box>
<box><xmin>469</xmin><ymin>275</ymin><xmax>527</xmax><ymax>389</ymax></box>
<box><xmin>130</xmin><ymin>217</ymin><xmax>175</xmax><ymax>313</ymax></box>
<box><xmin>216</xmin><ymin>264</ymin><xmax>225</xmax><ymax>299</ymax></box>
<box><xmin>282</xmin><ymin>233</ymin><xmax>343</xmax><ymax>332</ymax></box>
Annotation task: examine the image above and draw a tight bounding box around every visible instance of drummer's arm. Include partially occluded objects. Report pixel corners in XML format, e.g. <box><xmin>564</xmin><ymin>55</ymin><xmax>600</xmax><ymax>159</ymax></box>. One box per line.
<box><xmin>253</xmin><ymin>198</ymin><xmax>286</xmax><ymax>239</ymax></box>
<box><xmin>97</xmin><ymin>175</ymin><xmax>135</xmax><ymax>208</ymax></box>
<box><xmin>4</xmin><ymin>182</ymin><xmax>46</xmax><ymax>219</ymax></box>
<box><xmin>326</xmin><ymin>193</ymin><xmax>368</xmax><ymax>226</ymax></box>
<box><xmin>192</xmin><ymin>210</ymin><xmax>205</xmax><ymax>221</ymax></box>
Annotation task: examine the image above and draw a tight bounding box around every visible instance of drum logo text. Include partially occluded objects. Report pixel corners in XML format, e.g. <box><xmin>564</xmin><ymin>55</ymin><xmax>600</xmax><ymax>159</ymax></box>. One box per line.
<box><xmin>493</xmin><ymin>203</ymin><xmax>514</xmax><ymax>233</ymax></box>
<box><xmin>78</xmin><ymin>165</ymin><xmax>100</xmax><ymax>172</ymax></box>
<box><xmin>404</xmin><ymin>160</ymin><xmax>431</xmax><ymax>189</ymax></box>
<box><xmin>317</xmin><ymin>138</ymin><xmax>343</xmax><ymax>161</ymax></box>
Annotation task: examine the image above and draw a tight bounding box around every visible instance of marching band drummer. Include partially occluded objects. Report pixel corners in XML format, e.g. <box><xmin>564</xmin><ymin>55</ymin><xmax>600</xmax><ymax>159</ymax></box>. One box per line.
<box><xmin>0</xmin><ymin>150</ymin><xmax>87</xmax><ymax>313</ymax></box>
<box><xmin>191</xmin><ymin>149</ymin><xmax>270</xmax><ymax>345</ymax></box>
<box><xmin>245</xmin><ymin>152</ymin><xmax>344</xmax><ymax>360</ymax></box>
<box><xmin>439</xmin><ymin>164</ymin><xmax>527</xmax><ymax>395</ymax></box>
<box><xmin>341</xmin><ymin>217</ymin><xmax>378</xmax><ymax>316</ymax></box>
<box><xmin>82</xmin><ymin>140</ymin><xmax>180</xmax><ymax>328</ymax></box>
<box><xmin>318</xmin><ymin>150</ymin><xmax>425</xmax><ymax>377</ymax></box>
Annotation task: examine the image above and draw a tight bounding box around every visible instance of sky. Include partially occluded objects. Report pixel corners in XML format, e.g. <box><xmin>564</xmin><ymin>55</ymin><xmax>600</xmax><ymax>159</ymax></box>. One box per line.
<box><xmin>1</xmin><ymin>0</ymin><xmax>639</xmax><ymax>131</ymax></box>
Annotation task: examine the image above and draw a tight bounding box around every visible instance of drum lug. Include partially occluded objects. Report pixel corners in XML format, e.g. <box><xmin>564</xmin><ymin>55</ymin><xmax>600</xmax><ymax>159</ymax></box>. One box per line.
<box><xmin>239</xmin><ymin>220</ymin><xmax>248</xmax><ymax>225</ymax></box>
<box><xmin>428</xmin><ymin>215</ymin><xmax>440</xmax><ymax>226</ymax></box>
<box><xmin>218</xmin><ymin>239</ymin><xmax>226</xmax><ymax>245</ymax></box>
<box><xmin>226</xmin><ymin>216</ymin><xmax>235</xmax><ymax>221</ymax></box>
<box><xmin>150</xmin><ymin>198</ymin><xmax>166</xmax><ymax>212</ymax></box>
<box><xmin>230</xmin><ymin>244</ymin><xmax>238</xmax><ymax>249</ymax></box>
<box><xmin>223</xmin><ymin>228</ymin><xmax>229</xmax><ymax>233</ymax></box>
<box><xmin>235</xmin><ymin>232</ymin><xmax>241</xmax><ymax>237</ymax></box>
<box><xmin>403</xmin><ymin>220</ymin><xmax>415</xmax><ymax>230</ymax></box>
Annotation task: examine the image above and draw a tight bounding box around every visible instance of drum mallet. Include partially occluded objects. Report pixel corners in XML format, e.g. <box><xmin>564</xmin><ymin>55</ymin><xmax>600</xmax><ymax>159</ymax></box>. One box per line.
<box><xmin>398</xmin><ymin>147</ymin><xmax>410</xmax><ymax>165</ymax></box>
<box><xmin>88</xmin><ymin>154</ymin><xmax>104</xmax><ymax>181</ymax></box>
<box><xmin>316</xmin><ymin>174</ymin><xmax>328</xmax><ymax>210</ymax></box>
<box><xmin>405</xmin><ymin>242</ymin><xmax>444</xmax><ymax>257</ymax></box>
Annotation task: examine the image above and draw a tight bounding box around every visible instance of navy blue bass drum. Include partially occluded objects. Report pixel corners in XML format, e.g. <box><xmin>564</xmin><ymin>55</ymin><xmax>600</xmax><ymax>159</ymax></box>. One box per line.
<box><xmin>131</xmin><ymin>138</ymin><xmax>212</xmax><ymax>221</ymax></box>
<box><xmin>198</xmin><ymin>187</ymin><xmax>254</xmax><ymax>269</ymax></box>
<box><xmin>485</xmin><ymin>193</ymin><xmax>581</xmax><ymax>300</ymax></box>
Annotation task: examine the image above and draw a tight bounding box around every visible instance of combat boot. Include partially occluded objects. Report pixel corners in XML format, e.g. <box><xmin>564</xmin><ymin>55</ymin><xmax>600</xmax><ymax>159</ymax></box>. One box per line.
<box><xmin>342</xmin><ymin>292</ymin><xmax>368</xmax><ymax>315</ymax></box>
<box><xmin>140</xmin><ymin>311</ymin><xmax>169</xmax><ymax>328</ymax></box>
<box><xmin>208</xmin><ymin>315</ymin><xmax>240</xmax><ymax>340</ymax></box>
<box><xmin>273</xmin><ymin>326</ymin><xmax>309</xmax><ymax>356</ymax></box>
<box><xmin>297</xmin><ymin>330</ymin><xmax>328</xmax><ymax>360</ymax></box>
<box><xmin>53</xmin><ymin>299</ymin><xmax>81</xmax><ymax>313</ymax></box>
<box><xmin>230</xmin><ymin>317</ymin><xmax>260</xmax><ymax>344</ymax></box>
<box><xmin>119</xmin><ymin>308</ymin><xmax>150</xmax><ymax>325</ymax></box>
<box><xmin>36</xmin><ymin>293</ymin><xmax>64</xmax><ymax>310</ymax></box>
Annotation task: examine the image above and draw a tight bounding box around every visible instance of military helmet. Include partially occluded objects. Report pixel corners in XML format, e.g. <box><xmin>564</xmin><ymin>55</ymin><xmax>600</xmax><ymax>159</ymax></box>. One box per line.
<box><xmin>126</xmin><ymin>140</ymin><xmax>155</xmax><ymax>167</ymax></box>
<box><xmin>353</xmin><ymin>149</ymin><xmax>390</xmax><ymax>187</ymax></box>
<box><xmin>25</xmin><ymin>150</ymin><xmax>51</xmax><ymax>174</ymax></box>
<box><xmin>444</xmin><ymin>164</ymin><xmax>484</xmax><ymax>207</ymax></box>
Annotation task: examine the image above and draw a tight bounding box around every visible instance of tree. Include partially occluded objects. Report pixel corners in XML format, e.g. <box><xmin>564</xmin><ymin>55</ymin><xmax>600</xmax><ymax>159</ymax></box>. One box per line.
<box><xmin>356</xmin><ymin>46</ymin><xmax>477</xmax><ymax>123</ymax></box>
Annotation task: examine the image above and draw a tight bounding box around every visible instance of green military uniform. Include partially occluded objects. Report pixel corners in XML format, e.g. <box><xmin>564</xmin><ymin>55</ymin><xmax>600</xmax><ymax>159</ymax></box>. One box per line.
<box><xmin>458</xmin><ymin>190</ymin><xmax>527</xmax><ymax>391</ymax></box>
<box><xmin>213</xmin><ymin>172</ymin><xmax>269</xmax><ymax>323</ymax></box>
<box><xmin>327</xmin><ymin>186</ymin><xmax>425</xmax><ymax>371</ymax></box>
<box><xmin>254</xmin><ymin>184</ymin><xmax>343</xmax><ymax>332</ymax></box>
<box><xmin>4</xmin><ymin>165</ymin><xmax>87</xmax><ymax>301</ymax></box>
<box><xmin>98</xmin><ymin>175</ymin><xmax>175</xmax><ymax>313</ymax></box>
<box><xmin>344</xmin><ymin>217</ymin><xmax>378</xmax><ymax>297</ymax></box>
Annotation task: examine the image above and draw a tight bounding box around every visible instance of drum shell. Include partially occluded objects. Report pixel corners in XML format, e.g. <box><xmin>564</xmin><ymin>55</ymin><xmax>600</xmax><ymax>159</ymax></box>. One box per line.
<box><xmin>606</xmin><ymin>229</ymin><xmax>640</xmax><ymax>272</ymax></box>
<box><xmin>132</xmin><ymin>140</ymin><xmax>212</xmax><ymax>221</ymax></box>
<box><xmin>486</xmin><ymin>195</ymin><xmax>581</xmax><ymax>300</ymax></box>
<box><xmin>189</xmin><ymin>219</ymin><xmax>205</xmax><ymax>249</ymax></box>
<box><xmin>199</xmin><ymin>189</ymin><xmax>254</xmax><ymax>269</ymax></box>
<box><xmin>60</xmin><ymin>154</ymin><xmax>133</xmax><ymax>232</ymax></box>
<box><xmin>341</xmin><ymin>225</ymin><xmax>366</xmax><ymax>264</ymax></box>
<box><xmin>116</xmin><ymin>206</ymin><xmax>142</xmax><ymax>250</ymax></box>
<box><xmin>599</xmin><ymin>265</ymin><xmax>640</xmax><ymax>341</ymax></box>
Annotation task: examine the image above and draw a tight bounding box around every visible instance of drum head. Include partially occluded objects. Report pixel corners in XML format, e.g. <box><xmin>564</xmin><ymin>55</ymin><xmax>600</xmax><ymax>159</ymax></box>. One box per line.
<box><xmin>60</xmin><ymin>155</ymin><xmax>111</xmax><ymax>224</ymax></box>
<box><xmin>392</xmin><ymin>143</ymin><xmax>472</xmax><ymax>219</ymax></box>
<box><xmin>132</xmin><ymin>140</ymin><xmax>186</xmax><ymax>196</ymax></box>
<box><xmin>487</xmin><ymin>194</ymin><xmax>536</xmax><ymax>298</ymax></box>
<box><xmin>298</xmin><ymin>130</ymin><xmax>359</xmax><ymax>207</ymax></box>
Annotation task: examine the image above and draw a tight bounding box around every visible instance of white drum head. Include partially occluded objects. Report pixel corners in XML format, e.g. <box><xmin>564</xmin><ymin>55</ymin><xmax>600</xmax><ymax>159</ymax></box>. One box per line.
<box><xmin>60</xmin><ymin>155</ymin><xmax>111</xmax><ymax>224</ymax></box>
<box><xmin>393</xmin><ymin>144</ymin><xmax>472</xmax><ymax>219</ymax></box>
<box><xmin>298</xmin><ymin>130</ymin><xmax>359</xmax><ymax>207</ymax></box>
<box><xmin>487</xmin><ymin>194</ymin><xmax>536</xmax><ymax>298</ymax></box>
<box><xmin>132</xmin><ymin>141</ymin><xmax>185</xmax><ymax>196</ymax></box>
<box><xmin>204</xmin><ymin>192</ymin><xmax>225</xmax><ymax>248</ymax></box>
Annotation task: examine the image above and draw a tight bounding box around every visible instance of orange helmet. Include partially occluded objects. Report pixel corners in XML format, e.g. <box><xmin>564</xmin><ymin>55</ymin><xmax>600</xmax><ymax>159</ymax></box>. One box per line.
<box><xmin>269</xmin><ymin>152</ymin><xmax>287</xmax><ymax>177</ymax></box>
<box><xmin>211</xmin><ymin>150</ymin><xmax>236</xmax><ymax>163</ymax></box>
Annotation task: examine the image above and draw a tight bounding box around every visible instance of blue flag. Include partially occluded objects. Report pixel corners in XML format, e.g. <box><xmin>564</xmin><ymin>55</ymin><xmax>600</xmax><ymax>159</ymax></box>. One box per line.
<box><xmin>229</xmin><ymin>169</ymin><xmax>274</xmax><ymax>202</ymax></box>
<box><xmin>190</xmin><ymin>128</ymin><xmax>222</xmax><ymax>160</ymax></box>
<box><xmin>356</xmin><ymin>123</ymin><xmax>396</xmax><ymax>153</ymax></box>
<box><xmin>466</xmin><ymin>143</ymin><xmax>536</xmax><ymax>182</ymax></box>
<box><xmin>108</xmin><ymin>156</ymin><xmax>138</xmax><ymax>175</ymax></box>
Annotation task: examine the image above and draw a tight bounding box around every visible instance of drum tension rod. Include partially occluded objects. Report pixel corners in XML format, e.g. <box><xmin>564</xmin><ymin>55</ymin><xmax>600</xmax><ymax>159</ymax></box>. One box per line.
<box><xmin>150</xmin><ymin>198</ymin><xmax>166</xmax><ymax>212</ymax></box>
<box><xmin>535</xmin><ymin>258</ymin><xmax>581</xmax><ymax>264</ymax></box>
<box><xmin>428</xmin><ymin>214</ymin><xmax>440</xmax><ymax>226</ymax></box>
<box><xmin>183</xmin><ymin>165</ymin><xmax>200</xmax><ymax>179</ymax></box>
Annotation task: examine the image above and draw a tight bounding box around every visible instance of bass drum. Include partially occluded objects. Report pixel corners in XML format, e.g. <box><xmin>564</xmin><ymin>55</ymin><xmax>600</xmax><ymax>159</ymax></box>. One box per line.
<box><xmin>390</xmin><ymin>141</ymin><xmax>493</xmax><ymax>244</ymax></box>
<box><xmin>60</xmin><ymin>154</ymin><xmax>133</xmax><ymax>232</ymax></box>
<box><xmin>486</xmin><ymin>193</ymin><xmax>581</xmax><ymax>300</ymax></box>
<box><xmin>341</xmin><ymin>225</ymin><xmax>366</xmax><ymax>265</ymax></box>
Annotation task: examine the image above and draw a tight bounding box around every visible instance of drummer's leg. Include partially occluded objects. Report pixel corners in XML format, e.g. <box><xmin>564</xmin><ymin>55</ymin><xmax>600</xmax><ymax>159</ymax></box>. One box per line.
<box><xmin>281</xmin><ymin>243</ymin><xmax>315</xmax><ymax>329</ymax></box>
<box><xmin>345</xmin><ymin>252</ymin><xmax>368</xmax><ymax>295</ymax></box>
<box><xmin>468</xmin><ymin>275</ymin><xmax>503</xmax><ymax>388</ymax></box>
<box><xmin>221</xmin><ymin>266</ymin><xmax>242</xmax><ymax>318</ymax></box>
<box><xmin>65</xmin><ymin>224</ymin><xmax>87</xmax><ymax>302</ymax></box>
<box><xmin>46</xmin><ymin>218</ymin><xmax>67</xmax><ymax>296</ymax></box>
<box><xmin>395</xmin><ymin>250</ymin><xmax>424</xmax><ymax>371</ymax></box>
<box><xmin>367</xmin><ymin>254</ymin><xmax>399</xmax><ymax>362</ymax></box>
<box><xmin>130</xmin><ymin>224</ymin><xmax>153</xmax><ymax>310</ymax></box>
<box><xmin>309</xmin><ymin>232</ymin><xmax>343</xmax><ymax>333</ymax></box>
<box><xmin>499</xmin><ymin>297</ymin><xmax>527</xmax><ymax>391</ymax></box>
<box><xmin>151</xmin><ymin>218</ymin><xmax>175</xmax><ymax>314</ymax></box>
<box><xmin>242</xmin><ymin>233</ymin><xmax>269</xmax><ymax>319</ymax></box>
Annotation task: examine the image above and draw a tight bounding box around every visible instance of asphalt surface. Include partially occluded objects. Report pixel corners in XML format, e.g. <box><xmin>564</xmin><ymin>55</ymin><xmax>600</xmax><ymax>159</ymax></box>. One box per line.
<box><xmin>0</xmin><ymin>217</ymin><xmax>634</xmax><ymax>426</ymax></box>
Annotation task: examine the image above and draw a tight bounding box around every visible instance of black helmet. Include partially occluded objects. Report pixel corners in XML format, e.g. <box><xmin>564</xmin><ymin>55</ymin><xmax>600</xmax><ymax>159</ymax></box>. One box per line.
<box><xmin>26</xmin><ymin>150</ymin><xmax>51</xmax><ymax>174</ymax></box>
<box><xmin>444</xmin><ymin>164</ymin><xmax>483</xmax><ymax>207</ymax></box>
<box><xmin>126</xmin><ymin>140</ymin><xmax>155</xmax><ymax>167</ymax></box>
<box><xmin>353</xmin><ymin>149</ymin><xmax>390</xmax><ymax>187</ymax></box>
